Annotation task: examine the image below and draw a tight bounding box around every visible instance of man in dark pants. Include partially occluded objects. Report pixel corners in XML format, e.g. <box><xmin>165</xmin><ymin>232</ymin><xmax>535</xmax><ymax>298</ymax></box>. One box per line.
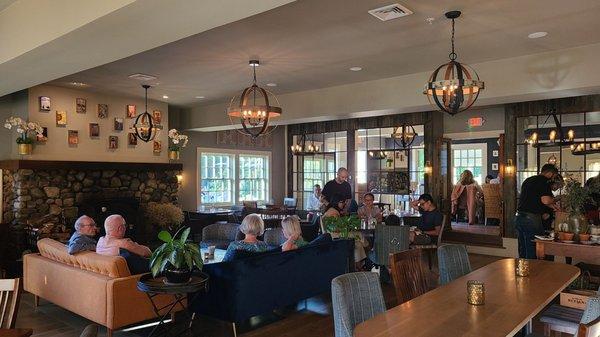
<box><xmin>321</xmin><ymin>167</ymin><xmax>352</xmax><ymax>214</ymax></box>
<box><xmin>515</xmin><ymin>164</ymin><xmax>560</xmax><ymax>259</ymax></box>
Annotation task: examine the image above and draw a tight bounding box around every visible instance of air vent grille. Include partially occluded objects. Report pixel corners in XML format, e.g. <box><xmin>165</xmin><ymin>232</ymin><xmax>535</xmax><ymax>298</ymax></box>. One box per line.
<box><xmin>128</xmin><ymin>73</ymin><xmax>157</xmax><ymax>81</ymax></box>
<box><xmin>368</xmin><ymin>3</ymin><xmax>413</xmax><ymax>21</ymax></box>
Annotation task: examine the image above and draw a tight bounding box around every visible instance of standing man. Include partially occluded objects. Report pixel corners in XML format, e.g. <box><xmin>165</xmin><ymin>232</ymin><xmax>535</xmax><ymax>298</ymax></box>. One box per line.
<box><xmin>321</xmin><ymin>168</ymin><xmax>353</xmax><ymax>214</ymax></box>
<box><xmin>515</xmin><ymin>164</ymin><xmax>560</xmax><ymax>259</ymax></box>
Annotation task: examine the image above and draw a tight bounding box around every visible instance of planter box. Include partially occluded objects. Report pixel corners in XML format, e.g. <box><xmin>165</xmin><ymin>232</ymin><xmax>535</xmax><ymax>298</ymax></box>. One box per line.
<box><xmin>560</xmin><ymin>289</ymin><xmax>598</xmax><ymax>310</ymax></box>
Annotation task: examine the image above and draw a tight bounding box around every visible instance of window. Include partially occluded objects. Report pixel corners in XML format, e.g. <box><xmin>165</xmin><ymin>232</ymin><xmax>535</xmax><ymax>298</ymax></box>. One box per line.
<box><xmin>452</xmin><ymin>144</ymin><xmax>487</xmax><ymax>185</ymax></box>
<box><xmin>198</xmin><ymin>149</ymin><xmax>271</xmax><ymax>206</ymax></box>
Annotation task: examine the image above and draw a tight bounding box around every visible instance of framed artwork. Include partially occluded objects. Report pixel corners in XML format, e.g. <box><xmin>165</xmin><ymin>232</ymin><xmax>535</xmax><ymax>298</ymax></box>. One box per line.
<box><xmin>492</xmin><ymin>150</ymin><xmax>499</xmax><ymax>157</ymax></box>
<box><xmin>492</xmin><ymin>163</ymin><xmax>499</xmax><ymax>170</ymax></box>
<box><xmin>76</xmin><ymin>98</ymin><xmax>87</xmax><ymax>113</ymax></box>
<box><xmin>98</xmin><ymin>104</ymin><xmax>108</xmax><ymax>118</ymax></box>
<box><xmin>127</xmin><ymin>105</ymin><xmax>136</xmax><ymax>118</ymax></box>
<box><xmin>56</xmin><ymin>111</ymin><xmax>67</xmax><ymax>126</ymax></box>
<box><xmin>153</xmin><ymin>140</ymin><xmax>162</xmax><ymax>153</ymax></box>
<box><xmin>114</xmin><ymin>117</ymin><xmax>124</xmax><ymax>131</ymax></box>
<box><xmin>39</xmin><ymin>96</ymin><xmax>51</xmax><ymax>111</ymax></box>
<box><xmin>89</xmin><ymin>123</ymin><xmax>100</xmax><ymax>137</ymax></box>
<box><xmin>128</xmin><ymin>132</ymin><xmax>138</xmax><ymax>146</ymax></box>
<box><xmin>36</xmin><ymin>127</ymin><xmax>48</xmax><ymax>142</ymax></box>
<box><xmin>152</xmin><ymin>110</ymin><xmax>161</xmax><ymax>124</ymax></box>
<box><xmin>68</xmin><ymin>130</ymin><xmax>79</xmax><ymax>145</ymax></box>
<box><xmin>108</xmin><ymin>136</ymin><xmax>118</xmax><ymax>149</ymax></box>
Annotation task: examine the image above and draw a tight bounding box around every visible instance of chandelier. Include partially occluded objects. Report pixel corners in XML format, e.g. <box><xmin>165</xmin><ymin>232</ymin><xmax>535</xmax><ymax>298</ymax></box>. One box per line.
<box><xmin>526</xmin><ymin>109</ymin><xmax>575</xmax><ymax>147</ymax></box>
<box><xmin>227</xmin><ymin>60</ymin><xmax>282</xmax><ymax>138</ymax></box>
<box><xmin>424</xmin><ymin>11</ymin><xmax>484</xmax><ymax>116</ymax></box>
<box><xmin>571</xmin><ymin>141</ymin><xmax>600</xmax><ymax>155</ymax></box>
<box><xmin>391</xmin><ymin>124</ymin><xmax>417</xmax><ymax>148</ymax></box>
<box><xmin>290</xmin><ymin>134</ymin><xmax>320</xmax><ymax>155</ymax></box>
<box><xmin>368</xmin><ymin>150</ymin><xmax>387</xmax><ymax>160</ymax></box>
<box><xmin>132</xmin><ymin>84</ymin><xmax>159</xmax><ymax>142</ymax></box>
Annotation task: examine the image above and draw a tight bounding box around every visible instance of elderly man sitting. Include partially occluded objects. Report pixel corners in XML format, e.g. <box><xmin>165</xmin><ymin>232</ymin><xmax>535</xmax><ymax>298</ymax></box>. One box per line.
<box><xmin>96</xmin><ymin>214</ymin><xmax>151</xmax><ymax>257</ymax></box>
<box><xmin>67</xmin><ymin>215</ymin><xmax>98</xmax><ymax>254</ymax></box>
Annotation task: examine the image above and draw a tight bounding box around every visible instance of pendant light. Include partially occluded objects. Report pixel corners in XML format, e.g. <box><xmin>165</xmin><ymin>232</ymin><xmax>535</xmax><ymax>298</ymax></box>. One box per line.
<box><xmin>424</xmin><ymin>11</ymin><xmax>484</xmax><ymax>115</ymax></box>
<box><xmin>391</xmin><ymin>124</ymin><xmax>417</xmax><ymax>149</ymax></box>
<box><xmin>227</xmin><ymin>60</ymin><xmax>282</xmax><ymax>139</ymax></box>
<box><xmin>132</xmin><ymin>84</ymin><xmax>159</xmax><ymax>142</ymax></box>
<box><xmin>527</xmin><ymin>109</ymin><xmax>575</xmax><ymax>147</ymax></box>
<box><xmin>291</xmin><ymin>134</ymin><xmax>320</xmax><ymax>155</ymax></box>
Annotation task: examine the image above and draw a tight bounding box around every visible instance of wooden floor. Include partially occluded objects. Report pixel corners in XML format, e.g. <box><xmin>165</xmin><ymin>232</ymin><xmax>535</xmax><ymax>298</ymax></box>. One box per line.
<box><xmin>16</xmin><ymin>254</ymin><xmax>547</xmax><ymax>337</ymax></box>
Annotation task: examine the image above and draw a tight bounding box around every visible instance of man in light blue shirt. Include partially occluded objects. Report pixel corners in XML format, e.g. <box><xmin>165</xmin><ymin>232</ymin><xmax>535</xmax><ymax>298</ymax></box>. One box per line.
<box><xmin>307</xmin><ymin>184</ymin><xmax>322</xmax><ymax>211</ymax></box>
<box><xmin>67</xmin><ymin>215</ymin><xmax>98</xmax><ymax>254</ymax></box>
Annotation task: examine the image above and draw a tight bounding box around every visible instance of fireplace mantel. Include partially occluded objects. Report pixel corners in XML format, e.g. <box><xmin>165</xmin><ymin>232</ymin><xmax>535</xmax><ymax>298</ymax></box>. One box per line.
<box><xmin>0</xmin><ymin>160</ymin><xmax>182</xmax><ymax>171</ymax></box>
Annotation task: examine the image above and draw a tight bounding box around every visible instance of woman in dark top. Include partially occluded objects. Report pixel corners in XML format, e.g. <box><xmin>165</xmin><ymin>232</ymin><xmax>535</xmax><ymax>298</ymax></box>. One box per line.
<box><xmin>410</xmin><ymin>193</ymin><xmax>443</xmax><ymax>244</ymax></box>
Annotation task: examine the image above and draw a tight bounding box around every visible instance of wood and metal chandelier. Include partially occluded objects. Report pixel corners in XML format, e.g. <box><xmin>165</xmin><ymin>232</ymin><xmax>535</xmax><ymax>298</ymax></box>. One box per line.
<box><xmin>132</xmin><ymin>84</ymin><xmax>158</xmax><ymax>142</ymax></box>
<box><xmin>227</xmin><ymin>60</ymin><xmax>282</xmax><ymax>139</ymax></box>
<box><xmin>291</xmin><ymin>134</ymin><xmax>320</xmax><ymax>155</ymax></box>
<box><xmin>391</xmin><ymin>124</ymin><xmax>417</xmax><ymax>149</ymax></box>
<box><xmin>526</xmin><ymin>109</ymin><xmax>575</xmax><ymax>148</ymax></box>
<box><xmin>424</xmin><ymin>11</ymin><xmax>484</xmax><ymax>116</ymax></box>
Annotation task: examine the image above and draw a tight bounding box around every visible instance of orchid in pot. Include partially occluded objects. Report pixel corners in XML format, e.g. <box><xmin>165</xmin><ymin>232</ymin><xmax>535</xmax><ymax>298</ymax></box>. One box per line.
<box><xmin>167</xmin><ymin>129</ymin><xmax>189</xmax><ymax>160</ymax></box>
<box><xmin>4</xmin><ymin>117</ymin><xmax>43</xmax><ymax>155</ymax></box>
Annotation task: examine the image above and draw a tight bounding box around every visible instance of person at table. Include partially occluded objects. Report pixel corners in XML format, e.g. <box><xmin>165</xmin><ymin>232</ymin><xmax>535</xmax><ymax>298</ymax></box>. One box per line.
<box><xmin>307</xmin><ymin>184</ymin><xmax>322</xmax><ymax>211</ymax></box>
<box><xmin>223</xmin><ymin>213</ymin><xmax>269</xmax><ymax>261</ymax></box>
<box><xmin>96</xmin><ymin>214</ymin><xmax>152</xmax><ymax>257</ymax></box>
<box><xmin>542</xmin><ymin>174</ymin><xmax>564</xmax><ymax>232</ymax></box>
<box><xmin>409</xmin><ymin>193</ymin><xmax>443</xmax><ymax>244</ymax></box>
<box><xmin>485</xmin><ymin>174</ymin><xmax>500</xmax><ymax>184</ymax></box>
<box><xmin>68</xmin><ymin>215</ymin><xmax>98</xmax><ymax>254</ymax></box>
<box><xmin>321</xmin><ymin>167</ymin><xmax>352</xmax><ymax>213</ymax></box>
<box><xmin>515</xmin><ymin>164</ymin><xmax>560</xmax><ymax>259</ymax></box>
<box><xmin>281</xmin><ymin>215</ymin><xmax>308</xmax><ymax>252</ymax></box>
<box><xmin>357</xmin><ymin>193</ymin><xmax>383</xmax><ymax>223</ymax></box>
<box><xmin>451</xmin><ymin>170</ymin><xmax>483</xmax><ymax>225</ymax></box>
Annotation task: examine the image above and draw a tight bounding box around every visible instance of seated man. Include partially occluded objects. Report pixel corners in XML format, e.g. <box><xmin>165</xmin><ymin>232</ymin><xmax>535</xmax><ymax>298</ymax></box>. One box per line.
<box><xmin>410</xmin><ymin>194</ymin><xmax>443</xmax><ymax>244</ymax></box>
<box><xmin>96</xmin><ymin>214</ymin><xmax>151</xmax><ymax>257</ymax></box>
<box><xmin>67</xmin><ymin>215</ymin><xmax>98</xmax><ymax>254</ymax></box>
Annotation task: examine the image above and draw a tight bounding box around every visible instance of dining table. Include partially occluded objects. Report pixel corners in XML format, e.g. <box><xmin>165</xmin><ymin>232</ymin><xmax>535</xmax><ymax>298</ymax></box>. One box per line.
<box><xmin>0</xmin><ymin>329</ymin><xmax>33</xmax><ymax>337</ymax></box>
<box><xmin>353</xmin><ymin>258</ymin><xmax>580</xmax><ymax>337</ymax></box>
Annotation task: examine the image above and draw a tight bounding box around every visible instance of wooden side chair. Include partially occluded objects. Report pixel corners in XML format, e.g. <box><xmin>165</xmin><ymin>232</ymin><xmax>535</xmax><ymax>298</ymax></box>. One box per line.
<box><xmin>389</xmin><ymin>249</ymin><xmax>428</xmax><ymax>304</ymax></box>
<box><xmin>539</xmin><ymin>292</ymin><xmax>600</xmax><ymax>336</ymax></box>
<box><xmin>410</xmin><ymin>215</ymin><xmax>447</xmax><ymax>270</ymax></box>
<box><xmin>0</xmin><ymin>278</ymin><xmax>22</xmax><ymax>329</ymax></box>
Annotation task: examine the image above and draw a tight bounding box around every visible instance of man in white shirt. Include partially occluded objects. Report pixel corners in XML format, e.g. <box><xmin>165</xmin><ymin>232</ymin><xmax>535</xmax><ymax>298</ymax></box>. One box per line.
<box><xmin>96</xmin><ymin>214</ymin><xmax>151</xmax><ymax>257</ymax></box>
<box><xmin>307</xmin><ymin>184</ymin><xmax>322</xmax><ymax>211</ymax></box>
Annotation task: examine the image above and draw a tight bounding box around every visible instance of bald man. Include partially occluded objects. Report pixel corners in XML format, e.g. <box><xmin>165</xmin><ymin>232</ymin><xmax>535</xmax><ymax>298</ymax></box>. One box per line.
<box><xmin>67</xmin><ymin>215</ymin><xmax>98</xmax><ymax>254</ymax></box>
<box><xmin>96</xmin><ymin>214</ymin><xmax>151</xmax><ymax>257</ymax></box>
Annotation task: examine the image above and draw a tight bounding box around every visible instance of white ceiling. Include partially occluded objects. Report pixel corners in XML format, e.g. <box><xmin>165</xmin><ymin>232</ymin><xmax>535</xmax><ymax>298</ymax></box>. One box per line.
<box><xmin>0</xmin><ymin>0</ymin><xmax>17</xmax><ymax>12</ymax></box>
<box><xmin>50</xmin><ymin>0</ymin><xmax>600</xmax><ymax>108</ymax></box>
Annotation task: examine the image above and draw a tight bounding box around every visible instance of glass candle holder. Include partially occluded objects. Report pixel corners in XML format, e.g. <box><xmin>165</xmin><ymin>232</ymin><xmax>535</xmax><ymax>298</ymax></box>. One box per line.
<box><xmin>516</xmin><ymin>258</ymin><xmax>530</xmax><ymax>277</ymax></box>
<box><xmin>467</xmin><ymin>280</ymin><xmax>485</xmax><ymax>305</ymax></box>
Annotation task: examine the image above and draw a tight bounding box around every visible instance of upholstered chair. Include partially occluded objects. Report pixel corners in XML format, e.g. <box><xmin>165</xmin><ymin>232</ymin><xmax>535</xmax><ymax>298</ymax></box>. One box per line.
<box><xmin>79</xmin><ymin>324</ymin><xmax>99</xmax><ymax>337</ymax></box>
<box><xmin>263</xmin><ymin>228</ymin><xmax>286</xmax><ymax>247</ymax></box>
<box><xmin>331</xmin><ymin>272</ymin><xmax>386</xmax><ymax>337</ymax></box>
<box><xmin>539</xmin><ymin>286</ymin><xmax>600</xmax><ymax>336</ymax></box>
<box><xmin>200</xmin><ymin>223</ymin><xmax>240</xmax><ymax>249</ymax></box>
<box><xmin>437</xmin><ymin>244</ymin><xmax>472</xmax><ymax>285</ymax></box>
<box><xmin>369</xmin><ymin>224</ymin><xmax>409</xmax><ymax>267</ymax></box>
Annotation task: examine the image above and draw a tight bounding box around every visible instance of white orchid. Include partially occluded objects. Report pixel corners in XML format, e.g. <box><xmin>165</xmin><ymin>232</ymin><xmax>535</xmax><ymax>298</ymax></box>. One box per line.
<box><xmin>4</xmin><ymin>116</ymin><xmax>44</xmax><ymax>144</ymax></box>
<box><xmin>168</xmin><ymin>128</ymin><xmax>189</xmax><ymax>151</ymax></box>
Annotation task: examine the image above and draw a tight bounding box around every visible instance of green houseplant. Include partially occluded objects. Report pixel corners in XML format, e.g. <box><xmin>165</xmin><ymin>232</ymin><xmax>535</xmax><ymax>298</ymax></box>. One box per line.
<box><xmin>323</xmin><ymin>215</ymin><xmax>360</xmax><ymax>238</ymax></box>
<box><xmin>562</xmin><ymin>176</ymin><xmax>592</xmax><ymax>241</ymax></box>
<box><xmin>149</xmin><ymin>227</ymin><xmax>203</xmax><ymax>284</ymax></box>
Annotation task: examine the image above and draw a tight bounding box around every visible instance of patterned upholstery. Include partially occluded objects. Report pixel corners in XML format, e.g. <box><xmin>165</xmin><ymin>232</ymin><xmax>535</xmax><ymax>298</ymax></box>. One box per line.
<box><xmin>332</xmin><ymin>272</ymin><xmax>386</xmax><ymax>337</ymax></box>
<box><xmin>540</xmin><ymin>286</ymin><xmax>600</xmax><ymax>335</ymax></box>
<box><xmin>437</xmin><ymin>244</ymin><xmax>472</xmax><ymax>285</ymax></box>
<box><xmin>581</xmin><ymin>297</ymin><xmax>600</xmax><ymax>325</ymax></box>
<box><xmin>370</xmin><ymin>224</ymin><xmax>409</xmax><ymax>267</ymax></box>
<box><xmin>79</xmin><ymin>324</ymin><xmax>98</xmax><ymax>337</ymax></box>
<box><xmin>200</xmin><ymin>223</ymin><xmax>240</xmax><ymax>249</ymax></box>
<box><xmin>263</xmin><ymin>228</ymin><xmax>286</xmax><ymax>246</ymax></box>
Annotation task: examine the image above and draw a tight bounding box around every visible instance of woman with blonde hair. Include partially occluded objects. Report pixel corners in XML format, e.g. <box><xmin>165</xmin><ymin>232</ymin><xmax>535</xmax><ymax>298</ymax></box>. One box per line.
<box><xmin>281</xmin><ymin>216</ymin><xmax>308</xmax><ymax>251</ymax></box>
<box><xmin>223</xmin><ymin>213</ymin><xmax>269</xmax><ymax>261</ymax></box>
<box><xmin>451</xmin><ymin>169</ymin><xmax>483</xmax><ymax>225</ymax></box>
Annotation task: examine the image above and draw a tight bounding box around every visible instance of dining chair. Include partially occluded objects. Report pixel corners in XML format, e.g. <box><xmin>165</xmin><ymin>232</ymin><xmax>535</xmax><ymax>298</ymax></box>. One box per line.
<box><xmin>389</xmin><ymin>249</ymin><xmax>428</xmax><ymax>304</ymax></box>
<box><xmin>263</xmin><ymin>228</ymin><xmax>286</xmax><ymax>246</ymax></box>
<box><xmin>539</xmin><ymin>287</ymin><xmax>600</xmax><ymax>336</ymax></box>
<box><xmin>482</xmin><ymin>184</ymin><xmax>503</xmax><ymax>226</ymax></box>
<box><xmin>0</xmin><ymin>278</ymin><xmax>21</xmax><ymax>329</ymax></box>
<box><xmin>331</xmin><ymin>272</ymin><xmax>386</xmax><ymax>337</ymax></box>
<box><xmin>437</xmin><ymin>244</ymin><xmax>471</xmax><ymax>286</ymax></box>
<box><xmin>578</xmin><ymin>314</ymin><xmax>600</xmax><ymax>337</ymax></box>
<box><xmin>370</xmin><ymin>224</ymin><xmax>410</xmax><ymax>267</ymax></box>
<box><xmin>410</xmin><ymin>215</ymin><xmax>447</xmax><ymax>270</ymax></box>
<box><xmin>79</xmin><ymin>324</ymin><xmax>99</xmax><ymax>337</ymax></box>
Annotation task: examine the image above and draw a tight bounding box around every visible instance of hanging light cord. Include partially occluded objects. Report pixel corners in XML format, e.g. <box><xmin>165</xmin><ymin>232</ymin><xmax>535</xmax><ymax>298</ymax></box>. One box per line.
<box><xmin>144</xmin><ymin>86</ymin><xmax>148</xmax><ymax>113</ymax></box>
<box><xmin>449</xmin><ymin>18</ymin><xmax>457</xmax><ymax>61</ymax></box>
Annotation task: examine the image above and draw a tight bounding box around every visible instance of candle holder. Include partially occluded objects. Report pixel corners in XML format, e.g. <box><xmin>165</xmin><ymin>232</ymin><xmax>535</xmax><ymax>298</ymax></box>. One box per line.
<box><xmin>516</xmin><ymin>258</ymin><xmax>530</xmax><ymax>277</ymax></box>
<box><xmin>467</xmin><ymin>280</ymin><xmax>485</xmax><ymax>305</ymax></box>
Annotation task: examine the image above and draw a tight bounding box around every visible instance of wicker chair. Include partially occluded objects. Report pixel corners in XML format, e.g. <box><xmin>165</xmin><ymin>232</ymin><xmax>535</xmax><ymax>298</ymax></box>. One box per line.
<box><xmin>370</xmin><ymin>224</ymin><xmax>410</xmax><ymax>267</ymax></box>
<box><xmin>437</xmin><ymin>244</ymin><xmax>471</xmax><ymax>286</ymax></box>
<box><xmin>200</xmin><ymin>223</ymin><xmax>240</xmax><ymax>249</ymax></box>
<box><xmin>482</xmin><ymin>184</ymin><xmax>503</xmax><ymax>226</ymax></box>
<box><xmin>331</xmin><ymin>272</ymin><xmax>386</xmax><ymax>337</ymax></box>
<box><xmin>389</xmin><ymin>249</ymin><xmax>429</xmax><ymax>304</ymax></box>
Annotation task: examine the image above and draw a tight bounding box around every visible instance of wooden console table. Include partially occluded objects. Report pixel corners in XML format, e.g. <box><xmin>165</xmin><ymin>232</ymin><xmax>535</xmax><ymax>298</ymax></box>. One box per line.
<box><xmin>535</xmin><ymin>240</ymin><xmax>600</xmax><ymax>264</ymax></box>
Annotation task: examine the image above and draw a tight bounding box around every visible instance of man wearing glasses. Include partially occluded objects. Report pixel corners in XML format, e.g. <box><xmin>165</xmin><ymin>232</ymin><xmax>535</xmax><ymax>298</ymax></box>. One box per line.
<box><xmin>67</xmin><ymin>215</ymin><xmax>99</xmax><ymax>254</ymax></box>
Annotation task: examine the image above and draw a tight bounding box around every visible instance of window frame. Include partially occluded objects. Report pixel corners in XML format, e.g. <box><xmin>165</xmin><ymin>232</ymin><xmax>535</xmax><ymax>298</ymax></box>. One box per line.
<box><xmin>197</xmin><ymin>147</ymin><xmax>272</xmax><ymax>208</ymax></box>
<box><xmin>451</xmin><ymin>143</ymin><xmax>488</xmax><ymax>185</ymax></box>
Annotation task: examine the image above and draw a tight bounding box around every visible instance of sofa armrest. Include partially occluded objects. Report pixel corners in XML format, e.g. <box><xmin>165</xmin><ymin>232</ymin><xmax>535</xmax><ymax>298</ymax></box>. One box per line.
<box><xmin>106</xmin><ymin>274</ymin><xmax>186</xmax><ymax>330</ymax></box>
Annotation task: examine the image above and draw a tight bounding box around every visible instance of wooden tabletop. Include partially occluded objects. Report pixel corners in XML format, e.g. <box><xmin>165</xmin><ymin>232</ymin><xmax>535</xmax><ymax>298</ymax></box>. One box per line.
<box><xmin>0</xmin><ymin>329</ymin><xmax>33</xmax><ymax>337</ymax></box>
<box><xmin>354</xmin><ymin>259</ymin><xmax>579</xmax><ymax>337</ymax></box>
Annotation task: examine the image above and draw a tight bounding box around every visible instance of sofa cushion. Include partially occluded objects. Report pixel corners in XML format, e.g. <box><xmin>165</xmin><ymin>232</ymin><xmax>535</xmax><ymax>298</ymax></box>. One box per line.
<box><xmin>119</xmin><ymin>249</ymin><xmax>150</xmax><ymax>275</ymax></box>
<box><xmin>227</xmin><ymin>246</ymin><xmax>282</xmax><ymax>261</ymax></box>
<box><xmin>37</xmin><ymin>238</ymin><xmax>130</xmax><ymax>278</ymax></box>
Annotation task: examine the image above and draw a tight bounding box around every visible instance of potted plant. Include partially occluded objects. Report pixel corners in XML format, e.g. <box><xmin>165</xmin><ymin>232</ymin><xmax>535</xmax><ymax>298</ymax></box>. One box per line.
<box><xmin>168</xmin><ymin>129</ymin><xmax>189</xmax><ymax>160</ymax></box>
<box><xmin>4</xmin><ymin>117</ymin><xmax>43</xmax><ymax>155</ymax></box>
<box><xmin>556</xmin><ymin>222</ymin><xmax>574</xmax><ymax>241</ymax></box>
<box><xmin>144</xmin><ymin>202</ymin><xmax>185</xmax><ymax>233</ymax></box>
<box><xmin>323</xmin><ymin>215</ymin><xmax>360</xmax><ymax>239</ymax></box>
<box><xmin>149</xmin><ymin>227</ymin><xmax>203</xmax><ymax>284</ymax></box>
<box><xmin>562</xmin><ymin>176</ymin><xmax>592</xmax><ymax>242</ymax></box>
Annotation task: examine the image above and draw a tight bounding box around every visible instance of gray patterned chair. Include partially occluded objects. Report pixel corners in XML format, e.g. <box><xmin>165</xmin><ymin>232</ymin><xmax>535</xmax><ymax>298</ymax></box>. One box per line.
<box><xmin>369</xmin><ymin>224</ymin><xmax>409</xmax><ymax>267</ymax></box>
<box><xmin>437</xmin><ymin>244</ymin><xmax>472</xmax><ymax>285</ymax></box>
<box><xmin>200</xmin><ymin>223</ymin><xmax>240</xmax><ymax>249</ymax></box>
<box><xmin>538</xmin><ymin>286</ymin><xmax>600</xmax><ymax>336</ymax></box>
<box><xmin>263</xmin><ymin>228</ymin><xmax>286</xmax><ymax>247</ymax></box>
<box><xmin>332</xmin><ymin>272</ymin><xmax>386</xmax><ymax>337</ymax></box>
<box><xmin>79</xmin><ymin>324</ymin><xmax>98</xmax><ymax>337</ymax></box>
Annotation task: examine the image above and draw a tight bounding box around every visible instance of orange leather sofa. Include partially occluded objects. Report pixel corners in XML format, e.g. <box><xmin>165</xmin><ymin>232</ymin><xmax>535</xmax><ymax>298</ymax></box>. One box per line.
<box><xmin>23</xmin><ymin>238</ymin><xmax>183</xmax><ymax>336</ymax></box>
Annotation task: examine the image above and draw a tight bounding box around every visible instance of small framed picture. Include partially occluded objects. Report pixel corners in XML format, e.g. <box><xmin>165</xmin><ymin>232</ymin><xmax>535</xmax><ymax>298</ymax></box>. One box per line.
<box><xmin>152</xmin><ymin>110</ymin><xmax>161</xmax><ymax>124</ymax></box>
<box><xmin>37</xmin><ymin>127</ymin><xmax>48</xmax><ymax>142</ymax></box>
<box><xmin>56</xmin><ymin>111</ymin><xmax>67</xmax><ymax>126</ymax></box>
<box><xmin>68</xmin><ymin>130</ymin><xmax>79</xmax><ymax>145</ymax></box>
<box><xmin>98</xmin><ymin>104</ymin><xmax>108</xmax><ymax>118</ymax></box>
<box><xmin>492</xmin><ymin>163</ymin><xmax>499</xmax><ymax>170</ymax></box>
<box><xmin>108</xmin><ymin>136</ymin><xmax>118</xmax><ymax>149</ymax></box>
<box><xmin>126</xmin><ymin>105</ymin><xmax>136</xmax><ymax>118</ymax></box>
<box><xmin>39</xmin><ymin>96</ymin><xmax>51</xmax><ymax>111</ymax></box>
<box><xmin>128</xmin><ymin>132</ymin><xmax>138</xmax><ymax>146</ymax></box>
<box><xmin>153</xmin><ymin>140</ymin><xmax>162</xmax><ymax>153</ymax></box>
<box><xmin>89</xmin><ymin>123</ymin><xmax>99</xmax><ymax>137</ymax></box>
<box><xmin>492</xmin><ymin>150</ymin><xmax>499</xmax><ymax>157</ymax></box>
<box><xmin>76</xmin><ymin>98</ymin><xmax>87</xmax><ymax>113</ymax></box>
<box><xmin>114</xmin><ymin>117</ymin><xmax>124</xmax><ymax>131</ymax></box>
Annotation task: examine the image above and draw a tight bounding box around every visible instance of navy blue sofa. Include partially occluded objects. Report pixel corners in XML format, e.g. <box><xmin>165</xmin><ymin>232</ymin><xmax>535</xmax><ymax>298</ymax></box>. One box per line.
<box><xmin>191</xmin><ymin>238</ymin><xmax>354</xmax><ymax>324</ymax></box>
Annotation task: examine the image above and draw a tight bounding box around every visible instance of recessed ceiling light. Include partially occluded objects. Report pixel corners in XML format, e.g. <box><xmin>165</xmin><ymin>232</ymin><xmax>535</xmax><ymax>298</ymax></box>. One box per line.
<box><xmin>349</xmin><ymin>67</ymin><xmax>362</xmax><ymax>72</ymax></box>
<box><xmin>195</xmin><ymin>96</ymin><xmax>205</xmax><ymax>99</ymax></box>
<box><xmin>162</xmin><ymin>95</ymin><xmax>169</xmax><ymax>99</ymax></box>
<box><xmin>266</xmin><ymin>83</ymin><xmax>277</xmax><ymax>87</ymax></box>
<box><xmin>70</xmin><ymin>82</ymin><xmax>87</xmax><ymax>87</ymax></box>
<box><xmin>528</xmin><ymin>31</ymin><xmax>548</xmax><ymax>39</ymax></box>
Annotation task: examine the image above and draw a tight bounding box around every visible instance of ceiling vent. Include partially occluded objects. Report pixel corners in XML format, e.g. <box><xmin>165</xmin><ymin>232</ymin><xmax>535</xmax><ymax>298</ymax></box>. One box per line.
<box><xmin>368</xmin><ymin>3</ymin><xmax>413</xmax><ymax>21</ymax></box>
<box><xmin>128</xmin><ymin>73</ymin><xmax>157</xmax><ymax>81</ymax></box>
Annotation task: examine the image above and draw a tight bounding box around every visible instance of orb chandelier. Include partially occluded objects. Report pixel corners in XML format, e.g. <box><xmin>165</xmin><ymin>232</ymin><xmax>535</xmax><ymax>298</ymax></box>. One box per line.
<box><xmin>526</xmin><ymin>109</ymin><xmax>575</xmax><ymax>148</ymax></box>
<box><xmin>132</xmin><ymin>84</ymin><xmax>159</xmax><ymax>142</ymax></box>
<box><xmin>424</xmin><ymin>11</ymin><xmax>484</xmax><ymax>116</ymax></box>
<box><xmin>391</xmin><ymin>124</ymin><xmax>417</xmax><ymax>149</ymax></box>
<box><xmin>227</xmin><ymin>60</ymin><xmax>282</xmax><ymax>139</ymax></box>
<box><xmin>291</xmin><ymin>134</ymin><xmax>320</xmax><ymax>155</ymax></box>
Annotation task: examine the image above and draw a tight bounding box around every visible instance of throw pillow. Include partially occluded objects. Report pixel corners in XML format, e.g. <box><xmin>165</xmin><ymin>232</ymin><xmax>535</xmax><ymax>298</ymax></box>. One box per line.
<box><xmin>119</xmin><ymin>248</ymin><xmax>150</xmax><ymax>274</ymax></box>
